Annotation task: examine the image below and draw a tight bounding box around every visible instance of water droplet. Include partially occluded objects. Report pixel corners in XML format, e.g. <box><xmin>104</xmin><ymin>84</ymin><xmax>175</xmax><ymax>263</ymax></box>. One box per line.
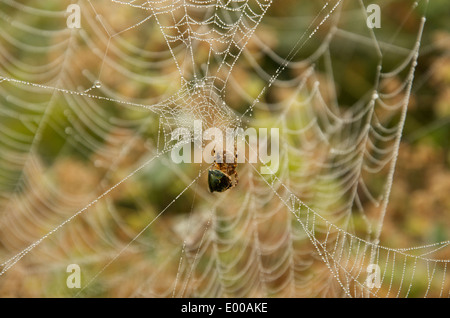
<box><xmin>94</xmin><ymin>80</ymin><xmax>102</xmax><ymax>88</ymax></box>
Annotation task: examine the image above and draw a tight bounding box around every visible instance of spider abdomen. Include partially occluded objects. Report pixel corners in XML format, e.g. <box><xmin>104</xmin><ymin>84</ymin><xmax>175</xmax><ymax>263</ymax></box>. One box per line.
<box><xmin>208</xmin><ymin>170</ymin><xmax>233</xmax><ymax>192</ymax></box>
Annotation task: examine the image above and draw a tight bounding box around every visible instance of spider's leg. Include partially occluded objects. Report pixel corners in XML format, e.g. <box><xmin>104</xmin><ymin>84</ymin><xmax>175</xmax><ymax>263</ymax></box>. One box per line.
<box><xmin>227</xmin><ymin>174</ymin><xmax>233</xmax><ymax>189</ymax></box>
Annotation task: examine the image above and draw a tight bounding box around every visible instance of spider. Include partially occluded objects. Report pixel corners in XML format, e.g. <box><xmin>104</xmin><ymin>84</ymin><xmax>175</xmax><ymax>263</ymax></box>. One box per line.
<box><xmin>208</xmin><ymin>148</ymin><xmax>238</xmax><ymax>193</ymax></box>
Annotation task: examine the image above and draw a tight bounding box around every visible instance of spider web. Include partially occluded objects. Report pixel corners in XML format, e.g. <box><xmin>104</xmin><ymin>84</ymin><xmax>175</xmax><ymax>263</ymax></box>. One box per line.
<box><xmin>0</xmin><ymin>0</ymin><xmax>449</xmax><ymax>298</ymax></box>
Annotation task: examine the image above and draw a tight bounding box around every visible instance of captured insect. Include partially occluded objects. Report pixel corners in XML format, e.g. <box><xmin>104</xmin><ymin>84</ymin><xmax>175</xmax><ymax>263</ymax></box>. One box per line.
<box><xmin>208</xmin><ymin>148</ymin><xmax>238</xmax><ymax>193</ymax></box>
